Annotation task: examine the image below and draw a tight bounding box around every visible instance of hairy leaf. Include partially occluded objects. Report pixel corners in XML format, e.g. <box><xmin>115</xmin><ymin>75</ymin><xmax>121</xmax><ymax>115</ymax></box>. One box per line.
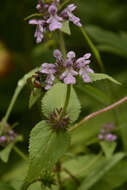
<box><xmin>41</xmin><ymin>83</ymin><xmax>81</xmax><ymax>123</ymax></box>
<box><xmin>26</xmin><ymin>120</ymin><xmax>70</xmax><ymax>182</ymax></box>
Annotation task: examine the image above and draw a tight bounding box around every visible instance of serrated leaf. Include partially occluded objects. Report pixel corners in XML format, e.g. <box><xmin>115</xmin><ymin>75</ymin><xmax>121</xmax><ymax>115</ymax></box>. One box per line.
<box><xmin>26</xmin><ymin>120</ymin><xmax>70</xmax><ymax>183</ymax></box>
<box><xmin>88</xmin><ymin>73</ymin><xmax>121</xmax><ymax>85</ymax></box>
<box><xmin>100</xmin><ymin>141</ymin><xmax>117</xmax><ymax>158</ymax></box>
<box><xmin>61</xmin><ymin>21</ymin><xmax>71</xmax><ymax>35</ymax></box>
<box><xmin>0</xmin><ymin>142</ymin><xmax>14</xmax><ymax>163</ymax></box>
<box><xmin>29</xmin><ymin>88</ymin><xmax>42</xmax><ymax>109</ymax></box>
<box><xmin>41</xmin><ymin>83</ymin><xmax>81</xmax><ymax>123</ymax></box>
<box><xmin>78</xmin><ymin>153</ymin><xmax>125</xmax><ymax>190</ymax></box>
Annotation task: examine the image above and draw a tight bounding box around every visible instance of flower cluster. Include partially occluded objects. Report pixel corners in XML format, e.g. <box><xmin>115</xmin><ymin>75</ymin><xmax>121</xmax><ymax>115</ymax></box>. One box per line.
<box><xmin>0</xmin><ymin>122</ymin><xmax>18</xmax><ymax>147</ymax></box>
<box><xmin>40</xmin><ymin>49</ymin><xmax>94</xmax><ymax>90</ymax></box>
<box><xmin>29</xmin><ymin>0</ymin><xmax>82</xmax><ymax>43</ymax></box>
<box><xmin>98</xmin><ymin>123</ymin><xmax>117</xmax><ymax>142</ymax></box>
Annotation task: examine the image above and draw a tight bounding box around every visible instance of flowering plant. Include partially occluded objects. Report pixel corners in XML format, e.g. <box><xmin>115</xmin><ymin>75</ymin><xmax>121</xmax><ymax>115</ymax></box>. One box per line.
<box><xmin>0</xmin><ymin>0</ymin><xmax>127</xmax><ymax>190</ymax></box>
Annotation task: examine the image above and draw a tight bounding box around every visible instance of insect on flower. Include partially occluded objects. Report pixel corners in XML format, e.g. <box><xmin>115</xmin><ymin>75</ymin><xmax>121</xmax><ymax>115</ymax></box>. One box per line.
<box><xmin>27</xmin><ymin>71</ymin><xmax>46</xmax><ymax>89</ymax></box>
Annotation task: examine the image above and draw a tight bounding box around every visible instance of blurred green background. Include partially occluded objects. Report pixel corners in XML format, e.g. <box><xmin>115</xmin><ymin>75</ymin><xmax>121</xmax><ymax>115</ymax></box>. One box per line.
<box><xmin>0</xmin><ymin>0</ymin><xmax>127</xmax><ymax>189</ymax></box>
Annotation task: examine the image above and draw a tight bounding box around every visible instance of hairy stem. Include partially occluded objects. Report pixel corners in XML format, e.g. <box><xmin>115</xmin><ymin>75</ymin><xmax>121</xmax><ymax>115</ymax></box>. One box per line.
<box><xmin>70</xmin><ymin>96</ymin><xmax>127</xmax><ymax>132</ymax></box>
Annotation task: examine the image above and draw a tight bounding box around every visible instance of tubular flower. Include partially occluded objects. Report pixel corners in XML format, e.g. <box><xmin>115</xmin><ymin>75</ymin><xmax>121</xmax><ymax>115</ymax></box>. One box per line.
<box><xmin>76</xmin><ymin>53</ymin><xmax>94</xmax><ymax>83</ymax></box>
<box><xmin>61</xmin><ymin>4</ymin><xmax>82</xmax><ymax>27</ymax></box>
<box><xmin>41</xmin><ymin>63</ymin><xmax>57</xmax><ymax>90</ymax></box>
<box><xmin>29</xmin><ymin>19</ymin><xmax>45</xmax><ymax>43</ymax></box>
<box><xmin>47</xmin><ymin>5</ymin><xmax>63</xmax><ymax>31</ymax></box>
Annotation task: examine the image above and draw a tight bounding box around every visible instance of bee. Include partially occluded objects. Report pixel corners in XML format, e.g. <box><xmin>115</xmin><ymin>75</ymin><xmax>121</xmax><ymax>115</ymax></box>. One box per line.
<box><xmin>27</xmin><ymin>71</ymin><xmax>46</xmax><ymax>89</ymax></box>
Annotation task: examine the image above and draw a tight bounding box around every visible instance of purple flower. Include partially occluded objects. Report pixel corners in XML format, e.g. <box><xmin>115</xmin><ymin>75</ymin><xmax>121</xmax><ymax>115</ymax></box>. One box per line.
<box><xmin>76</xmin><ymin>53</ymin><xmax>94</xmax><ymax>83</ymax></box>
<box><xmin>29</xmin><ymin>19</ymin><xmax>45</xmax><ymax>43</ymax></box>
<box><xmin>98</xmin><ymin>123</ymin><xmax>117</xmax><ymax>142</ymax></box>
<box><xmin>0</xmin><ymin>136</ymin><xmax>6</xmax><ymax>144</ymax></box>
<box><xmin>47</xmin><ymin>5</ymin><xmax>63</xmax><ymax>31</ymax></box>
<box><xmin>53</xmin><ymin>49</ymin><xmax>62</xmax><ymax>61</ymax></box>
<box><xmin>98</xmin><ymin>134</ymin><xmax>104</xmax><ymax>140</ymax></box>
<box><xmin>105</xmin><ymin>134</ymin><xmax>117</xmax><ymax>142</ymax></box>
<box><xmin>60</xmin><ymin>67</ymin><xmax>78</xmax><ymax>84</ymax></box>
<box><xmin>36</xmin><ymin>0</ymin><xmax>49</xmax><ymax>13</ymax></box>
<box><xmin>67</xmin><ymin>51</ymin><xmax>76</xmax><ymax>59</ymax></box>
<box><xmin>60</xmin><ymin>51</ymin><xmax>78</xmax><ymax>84</ymax></box>
<box><xmin>61</xmin><ymin>4</ymin><xmax>82</xmax><ymax>27</ymax></box>
<box><xmin>41</xmin><ymin>63</ymin><xmax>57</xmax><ymax>89</ymax></box>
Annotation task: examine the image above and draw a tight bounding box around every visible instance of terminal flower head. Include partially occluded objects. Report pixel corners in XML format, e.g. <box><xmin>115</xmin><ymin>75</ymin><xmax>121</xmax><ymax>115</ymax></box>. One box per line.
<box><xmin>28</xmin><ymin>1</ymin><xmax>82</xmax><ymax>43</ymax></box>
<box><xmin>40</xmin><ymin>49</ymin><xmax>94</xmax><ymax>89</ymax></box>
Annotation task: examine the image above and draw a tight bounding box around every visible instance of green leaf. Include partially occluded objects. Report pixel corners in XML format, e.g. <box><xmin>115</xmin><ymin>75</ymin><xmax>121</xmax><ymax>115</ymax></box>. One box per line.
<box><xmin>42</xmin><ymin>83</ymin><xmax>81</xmax><ymax>123</ymax></box>
<box><xmin>75</xmin><ymin>83</ymin><xmax>110</xmax><ymax>105</ymax></box>
<box><xmin>29</xmin><ymin>88</ymin><xmax>42</xmax><ymax>109</ymax></box>
<box><xmin>0</xmin><ymin>184</ymin><xmax>15</xmax><ymax>190</ymax></box>
<box><xmin>0</xmin><ymin>143</ymin><xmax>14</xmax><ymax>163</ymax></box>
<box><xmin>61</xmin><ymin>21</ymin><xmax>71</xmax><ymax>35</ymax></box>
<box><xmin>26</xmin><ymin>120</ymin><xmax>70</xmax><ymax>182</ymax></box>
<box><xmin>88</xmin><ymin>73</ymin><xmax>121</xmax><ymax>85</ymax></box>
<box><xmin>78</xmin><ymin>153</ymin><xmax>125</xmax><ymax>190</ymax></box>
<box><xmin>92</xmin><ymin>160</ymin><xmax>127</xmax><ymax>190</ymax></box>
<box><xmin>62</xmin><ymin>154</ymin><xmax>102</xmax><ymax>180</ymax></box>
<box><xmin>100</xmin><ymin>141</ymin><xmax>117</xmax><ymax>158</ymax></box>
<box><xmin>85</xmin><ymin>25</ymin><xmax>127</xmax><ymax>58</ymax></box>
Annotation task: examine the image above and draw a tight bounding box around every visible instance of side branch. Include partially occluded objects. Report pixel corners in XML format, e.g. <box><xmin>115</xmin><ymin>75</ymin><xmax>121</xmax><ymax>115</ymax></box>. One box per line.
<box><xmin>69</xmin><ymin>96</ymin><xmax>127</xmax><ymax>132</ymax></box>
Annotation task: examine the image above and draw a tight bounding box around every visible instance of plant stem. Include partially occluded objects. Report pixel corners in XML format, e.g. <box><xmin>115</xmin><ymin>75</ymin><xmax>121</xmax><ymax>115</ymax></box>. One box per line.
<box><xmin>58</xmin><ymin>0</ymin><xmax>72</xmax><ymax>11</ymax></box>
<box><xmin>80</xmin><ymin>27</ymin><xmax>120</xmax><ymax>126</ymax></box>
<box><xmin>0</xmin><ymin>87</ymin><xmax>24</xmax><ymax>135</ymax></box>
<box><xmin>56</xmin><ymin>162</ymin><xmax>62</xmax><ymax>190</ymax></box>
<box><xmin>13</xmin><ymin>146</ymin><xmax>28</xmax><ymax>161</ymax></box>
<box><xmin>63</xmin><ymin>168</ymin><xmax>80</xmax><ymax>185</ymax></box>
<box><xmin>69</xmin><ymin>96</ymin><xmax>127</xmax><ymax>132</ymax></box>
<box><xmin>59</xmin><ymin>84</ymin><xmax>71</xmax><ymax>120</ymax></box>
<box><xmin>58</xmin><ymin>31</ymin><xmax>66</xmax><ymax>59</ymax></box>
<box><xmin>57</xmin><ymin>31</ymin><xmax>71</xmax><ymax>120</ymax></box>
<box><xmin>80</xmin><ymin>27</ymin><xmax>105</xmax><ymax>72</ymax></box>
<box><xmin>0</xmin><ymin>67</ymin><xmax>41</xmax><ymax>135</ymax></box>
<box><xmin>24</xmin><ymin>13</ymin><xmax>44</xmax><ymax>21</ymax></box>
